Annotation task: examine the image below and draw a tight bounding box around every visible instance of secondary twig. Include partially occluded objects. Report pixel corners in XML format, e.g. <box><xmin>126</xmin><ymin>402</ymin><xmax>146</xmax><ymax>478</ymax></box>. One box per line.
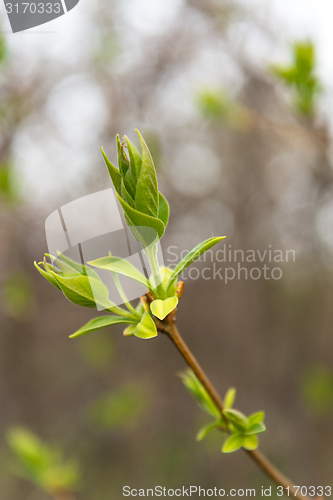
<box><xmin>158</xmin><ymin>320</ymin><xmax>311</xmax><ymax>500</ymax></box>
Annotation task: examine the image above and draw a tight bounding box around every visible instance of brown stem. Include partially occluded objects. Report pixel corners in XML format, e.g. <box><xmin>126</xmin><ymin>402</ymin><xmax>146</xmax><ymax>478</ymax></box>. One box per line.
<box><xmin>159</xmin><ymin>320</ymin><xmax>311</xmax><ymax>500</ymax></box>
<box><xmin>52</xmin><ymin>492</ymin><xmax>77</xmax><ymax>500</ymax></box>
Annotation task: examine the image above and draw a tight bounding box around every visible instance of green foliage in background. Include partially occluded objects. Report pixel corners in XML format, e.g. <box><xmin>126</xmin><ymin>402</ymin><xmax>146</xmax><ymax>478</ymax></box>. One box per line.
<box><xmin>88</xmin><ymin>383</ymin><xmax>149</xmax><ymax>430</ymax></box>
<box><xmin>0</xmin><ymin>163</ymin><xmax>19</xmax><ymax>203</ymax></box>
<box><xmin>7</xmin><ymin>428</ymin><xmax>80</xmax><ymax>495</ymax></box>
<box><xmin>3</xmin><ymin>271</ymin><xmax>34</xmax><ymax>320</ymax></box>
<box><xmin>181</xmin><ymin>370</ymin><xmax>266</xmax><ymax>453</ymax></box>
<box><xmin>197</xmin><ymin>88</ymin><xmax>233</xmax><ymax>122</ymax></box>
<box><xmin>80</xmin><ymin>332</ymin><xmax>115</xmax><ymax>370</ymax></box>
<box><xmin>271</xmin><ymin>40</ymin><xmax>321</xmax><ymax>117</ymax></box>
<box><xmin>0</xmin><ymin>33</ymin><xmax>7</xmax><ymax>65</ymax></box>
<box><xmin>300</xmin><ymin>364</ymin><xmax>333</xmax><ymax>416</ymax></box>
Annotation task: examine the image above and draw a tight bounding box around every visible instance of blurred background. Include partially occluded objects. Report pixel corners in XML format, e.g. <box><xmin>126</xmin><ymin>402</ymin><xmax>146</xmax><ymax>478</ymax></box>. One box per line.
<box><xmin>1</xmin><ymin>0</ymin><xmax>333</xmax><ymax>498</ymax></box>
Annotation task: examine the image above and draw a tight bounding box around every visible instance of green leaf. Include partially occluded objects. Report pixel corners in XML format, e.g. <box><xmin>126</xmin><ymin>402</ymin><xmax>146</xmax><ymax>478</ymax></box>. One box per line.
<box><xmin>245</xmin><ymin>422</ymin><xmax>266</xmax><ymax>436</ymax></box>
<box><xmin>223</xmin><ymin>409</ymin><xmax>248</xmax><ymax>432</ymax></box>
<box><xmin>7</xmin><ymin>427</ymin><xmax>54</xmax><ymax>473</ymax></box>
<box><xmin>135</xmin><ymin>300</ymin><xmax>145</xmax><ymax>315</ymax></box>
<box><xmin>242</xmin><ymin>435</ymin><xmax>259</xmax><ymax>451</ymax></box>
<box><xmin>196</xmin><ymin>422</ymin><xmax>220</xmax><ymax>441</ymax></box>
<box><xmin>158</xmin><ymin>192</ymin><xmax>169</xmax><ymax>227</ymax></box>
<box><xmin>123</xmin><ymin>324</ymin><xmax>136</xmax><ymax>337</ymax></box>
<box><xmin>123</xmin><ymin>136</ymin><xmax>141</xmax><ymax>199</ymax></box>
<box><xmin>123</xmin><ymin>160</ymin><xmax>137</xmax><ymax>202</ymax></box>
<box><xmin>50</xmin><ymin>273</ymin><xmax>110</xmax><ymax>309</ymax></box>
<box><xmin>101</xmin><ymin>148</ymin><xmax>121</xmax><ymax>195</ymax></box>
<box><xmin>34</xmin><ymin>262</ymin><xmax>61</xmax><ymax>290</ymax></box>
<box><xmin>150</xmin><ymin>297</ymin><xmax>178</xmax><ymax>320</ymax></box>
<box><xmin>116</xmin><ymin>134</ymin><xmax>130</xmax><ymax>177</ymax></box>
<box><xmin>121</xmin><ymin>178</ymin><xmax>135</xmax><ymax>207</ymax></box>
<box><xmin>224</xmin><ymin>387</ymin><xmax>236</xmax><ymax>409</ymax></box>
<box><xmin>70</xmin><ymin>315</ymin><xmax>134</xmax><ymax>338</ymax></box>
<box><xmin>117</xmin><ymin>193</ymin><xmax>165</xmax><ymax>241</ymax></box>
<box><xmin>222</xmin><ymin>434</ymin><xmax>244</xmax><ymax>453</ymax></box>
<box><xmin>134</xmin><ymin>312</ymin><xmax>158</xmax><ymax>339</ymax></box>
<box><xmin>7</xmin><ymin>427</ymin><xmax>80</xmax><ymax>492</ymax></box>
<box><xmin>88</xmin><ymin>383</ymin><xmax>147</xmax><ymax>430</ymax></box>
<box><xmin>180</xmin><ymin>369</ymin><xmax>221</xmax><ymax>418</ymax></box>
<box><xmin>248</xmin><ymin>411</ymin><xmax>265</xmax><ymax>426</ymax></box>
<box><xmin>168</xmin><ymin>236</ymin><xmax>225</xmax><ymax>285</ymax></box>
<box><xmin>88</xmin><ymin>255</ymin><xmax>150</xmax><ymax>289</ymax></box>
<box><xmin>51</xmin><ymin>258</ymin><xmax>78</xmax><ymax>275</ymax></box>
<box><xmin>54</xmin><ymin>254</ymin><xmax>102</xmax><ymax>282</ymax></box>
<box><xmin>126</xmin><ymin>137</ymin><xmax>142</xmax><ymax>178</ymax></box>
<box><xmin>134</xmin><ymin>130</ymin><xmax>159</xmax><ymax>218</ymax></box>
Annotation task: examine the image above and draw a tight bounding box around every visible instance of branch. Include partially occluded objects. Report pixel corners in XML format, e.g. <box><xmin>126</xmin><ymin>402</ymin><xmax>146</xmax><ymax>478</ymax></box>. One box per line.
<box><xmin>158</xmin><ymin>320</ymin><xmax>311</xmax><ymax>500</ymax></box>
<box><xmin>52</xmin><ymin>492</ymin><xmax>77</xmax><ymax>500</ymax></box>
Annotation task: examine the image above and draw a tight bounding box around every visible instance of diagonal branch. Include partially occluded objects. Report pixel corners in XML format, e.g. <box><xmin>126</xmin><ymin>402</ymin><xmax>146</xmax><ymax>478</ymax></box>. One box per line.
<box><xmin>158</xmin><ymin>320</ymin><xmax>311</xmax><ymax>500</ymax></box>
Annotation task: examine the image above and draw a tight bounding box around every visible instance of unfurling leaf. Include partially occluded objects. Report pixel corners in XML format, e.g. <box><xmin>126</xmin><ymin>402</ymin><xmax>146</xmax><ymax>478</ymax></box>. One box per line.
<box><xmin>123</xmin><ymin>324</ymin><xmax>136</xmax><ymax>337</ymax></box>
<box><xmin>224</xmin><ymin>387</ymin><xmax>236</xmax><ymax>409</ymax></box>
<box><xmin>134</xmin><ymin>312</ymin><xmax>157</xmax><ymax>339</ymax></box>
<box><xmin>167</xmin><ymin>236</ymin><xmax>225</xmax><ymax>289</ymax></box>
<box><xmin>158</xmin><ymin>193</ymin><xmax>170</xmax><ymax>227</ymax></box>
<box><xmin>196</xmin><ymin>422</ymin><xmax>221</xmax><ymax>441</ymax></box>
<box><xmin>248</xmin><ymin>411</ymin><xmax>265</xmax><ymax>426</ymax></box>
<box><xmin>102</xmin><ymin>131</ymin><xmax>169</xmax><ymax>244</ymax></box>
<box><xmin>50</xmin><ymin>273</ymin><xmax>110</xmax><ymax>309</ymax></box>
<box><xmin>88</xmin><ymin>255</ymin><xmax>150</xmax><ymax>289</ymax></box>
<box><xmin>134</xmin><ymin>130</ymin><xmax>159</xmax><ymax>217</ymax></box>
<box><xmin>222</xmin><ymin>409</ymin><xmax>248</xmax><ymax>432</ymax></box>
<box><xmin>7</xmin><ymin>427</ymin><xmax>80</xmax><ymax>492</ymax></box>
<box><xmin>70</xmin><ymin>315</ymin><xmax>134</xmax><ymax>338</ymax></box>
<box><xmin>242</xmin><ymin>435</ymin><xmax>259</xmax><ymax>451</ymax></box>
<box><xmin>222</xmin><ymin>434</ymin><xmax>244</xmax><ymax>453</ymax></box>
<box><xmin>34</xmin><ymin>262</ymin><xmax>61</xmax><ymax>290</ymax></box>
<box><xmin>180</xmin><ymin>369</ymin><xmax>220</xmax><ymax>418</ymax></box>
<box><xmin>150</xmin><ymin>297</ymin><xmax>178</xmax><ymax>320</ymax></box>
<box><xmin>245</xmin><ymin>422</ymin><xmax>266</xmax><ymax>436</ymax></box>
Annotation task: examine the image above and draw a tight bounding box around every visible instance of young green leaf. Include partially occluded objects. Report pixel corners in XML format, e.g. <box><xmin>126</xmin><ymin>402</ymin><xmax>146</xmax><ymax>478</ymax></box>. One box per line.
<box><xmin>222</xmin><ymin>434</ymin><xmax>244</xmax><ymax>453</ymax></box>
<box><xmin>69</xmin><ymin>315</ymin><xmax>134</xmax><ymax>338</ymax></box>
<box><xmin>248</xmin><ymin>411</ymin><xmax>265</xmax><ymax>426</ymax></box>
<box><xmin>180</xmin><ymin>369</ymin><xmax>221</xmax><ymax>418</ymax></box>
<box><xmin>167</xmin><ymin>236</ymin><xmax>225</xmax><ymax>286</ymax></box>
<box><xmin>196</xmin><ymin>422</ymin><xmax>221</xmax><ymax>441</ymax></box>
<box><xmin>88</xmin><ymin>255</ymin><xmax>150</xmax><ymax>289</ymax></box>
<box><xmin>101</xmin><ymin>148</ymin><xmax>121</xmax><ymax>195</ymax></box>
<box><xmin>50</xmin><ymin>273</ymin><xmax>110</xmax><ymax>309</ymax></box>
<box><xmin>223</xmin><ymin>409</ymin><xmax>249</xmax><ymax>432</ymax></box>
<box><xmin>121</xmin><ymin>178</ymin><xmax>135</xmax><ymax>207</ymax></box>
<box><xmin>55</xmin><ymin>253</ymin><xmax>83</xmax><ymax>273</ymax></box>
<box><xmin>134</xmin><ymin>130</ymin><xmax>159</xmax><ymax>218</ymax></box>
<box><xmin>117</xmin><ymin>194</ymin><xmax>165</xmax><ymax>241</ymax></box>
<box><xmin>7</xmin><ymin>427</ymin><xmax>80</xmax><ymax>492</ymax></box>
<box><xmin>158</xmin><ymin>192</ymin><xmax>169</xmax><ymax>227</ymax></box>
<box><xmin>126</xmin><ymin>137</ymin><xmax>142</xmax><ymax>178</ymax></box>
<box><xmin>123</xmin><ymin>136</ymin><xmax>141</xmax><ymax>199</ymax></box>
<box><xmin>34</xmin><ymin>262</ymin><xmax>61</xmax><ymax>290</ymax></box>
<box><xmin>245</xmin><ymin>422</ymin><xmax>266</xmax><ymax>436</ymax></box>
<box><xmin>150</xmin><ymin>297</ymin><xmax>178</xmax><ymax>320</ymax></box>
<box><xmin>134</xmin><ymin>312</ymin><xmax>158</xmax><ymax>339</ymax></box>
<box><xmin>123</xmin><ymin>324</ymin><xmax>137</xmax><ymax>337</ymax></box>
<box><xmin>242</xmin><ymin>435</ymin><xmax>259</xmax><ymax>451</ymax></box>
<box><xmin>224</xmin><ymin>387</ymin><xmax>236</xmax><ymax>409</ymax></box>
<box><xmin>116</xmin><ymin>134</ymin><xmax>130</xmax><ymax>177</ymax></box>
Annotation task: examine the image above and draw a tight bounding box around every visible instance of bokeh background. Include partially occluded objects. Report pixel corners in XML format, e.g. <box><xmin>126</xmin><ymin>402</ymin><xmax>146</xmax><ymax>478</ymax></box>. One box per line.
<box><xmin>1</xmin><ymin>0</ymin><xmax>333</xmax><ymax>498</ymax></box>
